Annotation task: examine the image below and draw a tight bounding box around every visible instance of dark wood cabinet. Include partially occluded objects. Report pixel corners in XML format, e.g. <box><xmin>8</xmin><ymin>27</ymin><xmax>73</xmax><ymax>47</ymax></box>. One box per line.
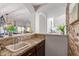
<box><xmin>21</xmin><ymin>40</ymin><xmax>45</xmax><ymax>56</ymax></box>
<box><xmin>36</xmin><ymin>40</ymin><xmax>45</xmax><ymax>56</ymax></box>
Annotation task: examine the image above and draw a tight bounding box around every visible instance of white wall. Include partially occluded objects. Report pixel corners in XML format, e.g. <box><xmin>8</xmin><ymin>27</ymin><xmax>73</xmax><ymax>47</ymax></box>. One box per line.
<box><xmin>45</xmin><ymin>35</ymin><xmax>68</xmax><ymax>56</ymax></box>
<box><xmin>35</xmin><ymin>12</ymin><xmax>39</xmax><ymax>33</ymax></box>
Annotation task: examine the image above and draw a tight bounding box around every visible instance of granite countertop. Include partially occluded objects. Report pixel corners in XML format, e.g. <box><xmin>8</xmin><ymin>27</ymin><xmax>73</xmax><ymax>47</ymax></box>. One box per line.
<box><xmin>35</xmin><ymin>33</ymin><xmax>67</xmax><ymax>36</ymax></box>
<box><xmin>0</xmin><ymin>33</ymin><xmax>65</xmax><ymax>56</ymax></box>
<box><xmin>0</xmin><ymin>37</ymin><xmax>44</xmax><ymax>56</ymax></box>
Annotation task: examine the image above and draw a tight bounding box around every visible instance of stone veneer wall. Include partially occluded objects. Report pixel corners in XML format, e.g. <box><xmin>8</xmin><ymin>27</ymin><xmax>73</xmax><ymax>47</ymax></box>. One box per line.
<box><xmin>67</xmin><ymin>3</ymin><xmax>79</xmax><ymax>55</ymax></box>
<box><xmin>68</xmin><ymin>22</ymin><xmax>79</xmax><ymax>55</ymax></box>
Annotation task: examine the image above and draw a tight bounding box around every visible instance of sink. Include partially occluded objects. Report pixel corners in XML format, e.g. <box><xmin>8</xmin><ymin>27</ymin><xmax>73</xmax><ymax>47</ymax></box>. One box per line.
<box><xmin>6</xmin><ymin>42</ymin><xmax>30</xmax><ymax>52</ymax></box>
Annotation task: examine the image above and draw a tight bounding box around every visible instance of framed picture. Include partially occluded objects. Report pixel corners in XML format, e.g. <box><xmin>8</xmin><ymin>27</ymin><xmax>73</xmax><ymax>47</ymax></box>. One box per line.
<box><xmin>69</xmin><ymin>3</ymin><xmax>78</xmax><ymax>24</ymax></box>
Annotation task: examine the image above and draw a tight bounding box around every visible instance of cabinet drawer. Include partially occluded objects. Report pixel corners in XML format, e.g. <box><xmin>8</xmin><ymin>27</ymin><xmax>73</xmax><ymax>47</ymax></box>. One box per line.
<box><xmin>21</xmin><ymin>47</ymin><xmax>35</xmax><ymax>56</ymax></box>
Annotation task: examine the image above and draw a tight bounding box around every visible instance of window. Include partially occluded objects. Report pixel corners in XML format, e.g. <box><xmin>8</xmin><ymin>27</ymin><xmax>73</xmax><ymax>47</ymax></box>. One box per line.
<box><xmin>0</xmin><ymin>26</ymin><xmax>4</xmax><ymax>34</ymax></box>
<box><xmin>0</xmin><ymin>26</ymin><xmax>7</xmax><ymax>35</ymax></box>
<box><xmin>17</xmin><ymin>26</ymin><xmax>24</xmax><ymax>33</ymax></box>
<box><xmin>47</xmin><ymin>17</ymin><xmax>54</xmax><ymax>33</ymax></box>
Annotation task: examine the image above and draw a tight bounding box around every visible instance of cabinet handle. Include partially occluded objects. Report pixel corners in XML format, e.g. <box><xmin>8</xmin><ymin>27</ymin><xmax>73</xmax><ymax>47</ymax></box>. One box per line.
<box><xmin>40</xmin><ymin>44</ymin><xmax>42</xmax><ymax>47</ymax></box>
<box><xmin>27</xmin><ymin>52</ymin><xmax>32</xmax><ymax>56</ymax></box>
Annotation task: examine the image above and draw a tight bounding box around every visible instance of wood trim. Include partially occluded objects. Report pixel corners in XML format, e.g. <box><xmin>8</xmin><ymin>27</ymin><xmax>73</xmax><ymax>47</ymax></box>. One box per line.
<box><xmin>66</xmin><ymin>3</ymin><xmax>70</xmax><ymax>56</ymax></box>
<box><xmin>66</xmin><ymin>3</ymin><xmax>70</xmax><ymax>35</ymax></box>
<box><xmin>70</xmin><ymin>19</ymin><xmax>79</xmax><ymax>25</ymax></box>
<box><xmin>78</xmin><ymin>3</ymin><xmax>79</xmax><ymax>20</ymax></box>
<box><xmin>69</xmin><ymin>3</ymin><xmax>79</xmax><ymax>25</ymax></box>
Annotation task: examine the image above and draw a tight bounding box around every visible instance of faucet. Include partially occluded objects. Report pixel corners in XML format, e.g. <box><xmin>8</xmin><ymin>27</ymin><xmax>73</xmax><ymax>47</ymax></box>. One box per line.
<box><xmin>0</xmin><ymin>43</ymin><xmax>5</xmax><ymax>55</ymax></box>
<box><xmin>13</xmin><ymin>37</ymin><xmax>22</xmax><ymax>44</ymax></box>
<box><xmin>0</xmin><ymin>43</ymin><xmax>5</xmax><ymax>51</ymax></box>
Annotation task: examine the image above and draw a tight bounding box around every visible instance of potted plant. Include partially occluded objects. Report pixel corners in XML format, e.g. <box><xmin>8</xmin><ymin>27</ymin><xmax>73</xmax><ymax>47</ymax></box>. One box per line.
<box><xmin>57</xmin><ymin>24</ymin><xmax>65</xmax><ymax>35</ymax></box>
<box><xmin>6</xmin><ymin>24</ymin><xmax>15</xmax><ymax>36</ymax></box>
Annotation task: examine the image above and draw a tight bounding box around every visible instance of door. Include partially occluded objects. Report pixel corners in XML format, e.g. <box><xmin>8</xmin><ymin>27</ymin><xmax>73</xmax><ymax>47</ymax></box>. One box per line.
<box><xmin>39</xmin><ymin>13</ymin><xmax>47</xmax><ymax>33</ymax></box>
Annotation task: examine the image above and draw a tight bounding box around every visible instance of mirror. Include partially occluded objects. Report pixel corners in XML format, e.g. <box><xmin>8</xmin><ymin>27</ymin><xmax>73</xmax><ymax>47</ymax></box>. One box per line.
<box><xmin>69</xmin><ymin>3</ymin><xmax>78</xmax><ymax>24</ymax></box>
<box><xmin>0</xmin><ymin>3</ymin><xmax>32</xmax><ymax>35</ymax></box>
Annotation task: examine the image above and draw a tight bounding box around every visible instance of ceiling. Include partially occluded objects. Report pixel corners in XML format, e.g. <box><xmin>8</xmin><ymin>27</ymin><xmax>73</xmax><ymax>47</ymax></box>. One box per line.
<box><xmin>0</xmin><ymin>3</ymin><xmax>67</xmax><ymax>26</ymax></box>
<box><xmin>30</xmin><ymin>3</ymin><xmax>46</xmax><ymax>11</ymax></box>
<box><xmin>37</xmin><ymin>3</ymin><xmax>67</xmax><ymax>18</ymax></box>
<box><xmin>0</xmin><ymin>3</ymin><xmax>33</xmax><ymax>21</ymax></box>
<box><xmin>32</xmin><ymin>3</ymin><xmax>44</xmax><ymax>6</ymax></box>
<box><xmin>0</xmin><ymin>3</ymin><xmax>67</xmax><ymax>19</ymax></box>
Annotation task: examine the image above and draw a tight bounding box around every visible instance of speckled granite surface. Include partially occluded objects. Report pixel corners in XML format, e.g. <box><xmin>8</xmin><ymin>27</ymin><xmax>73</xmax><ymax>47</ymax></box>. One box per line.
<box><xmin>0</xmin><ymin>33</ymin><xmax>45</xmax><ymax>56</ymax></box>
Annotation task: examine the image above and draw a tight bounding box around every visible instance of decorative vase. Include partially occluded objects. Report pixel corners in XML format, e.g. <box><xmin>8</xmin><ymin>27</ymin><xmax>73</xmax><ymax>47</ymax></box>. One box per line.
<box><xmin>8</xmin><ymin>32</ymin><xmax>13</xmax><ymax>36</ymax></box>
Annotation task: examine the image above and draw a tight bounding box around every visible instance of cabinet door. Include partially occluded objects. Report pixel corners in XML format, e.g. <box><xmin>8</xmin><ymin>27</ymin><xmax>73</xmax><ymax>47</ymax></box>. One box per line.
<box><xmin>36</xmin><ymin>40</ymin><xmax>45</xmax><ymax>56</ymax></box>
<box><xmin>21</xmin><ymin>47</ymin><xmax>36</xmax><ymax>56</ymax></box>
<box><xmin>21</xmin><ymin>40</ymin><xmax>45</xmax><ymax>56</ymax></box>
